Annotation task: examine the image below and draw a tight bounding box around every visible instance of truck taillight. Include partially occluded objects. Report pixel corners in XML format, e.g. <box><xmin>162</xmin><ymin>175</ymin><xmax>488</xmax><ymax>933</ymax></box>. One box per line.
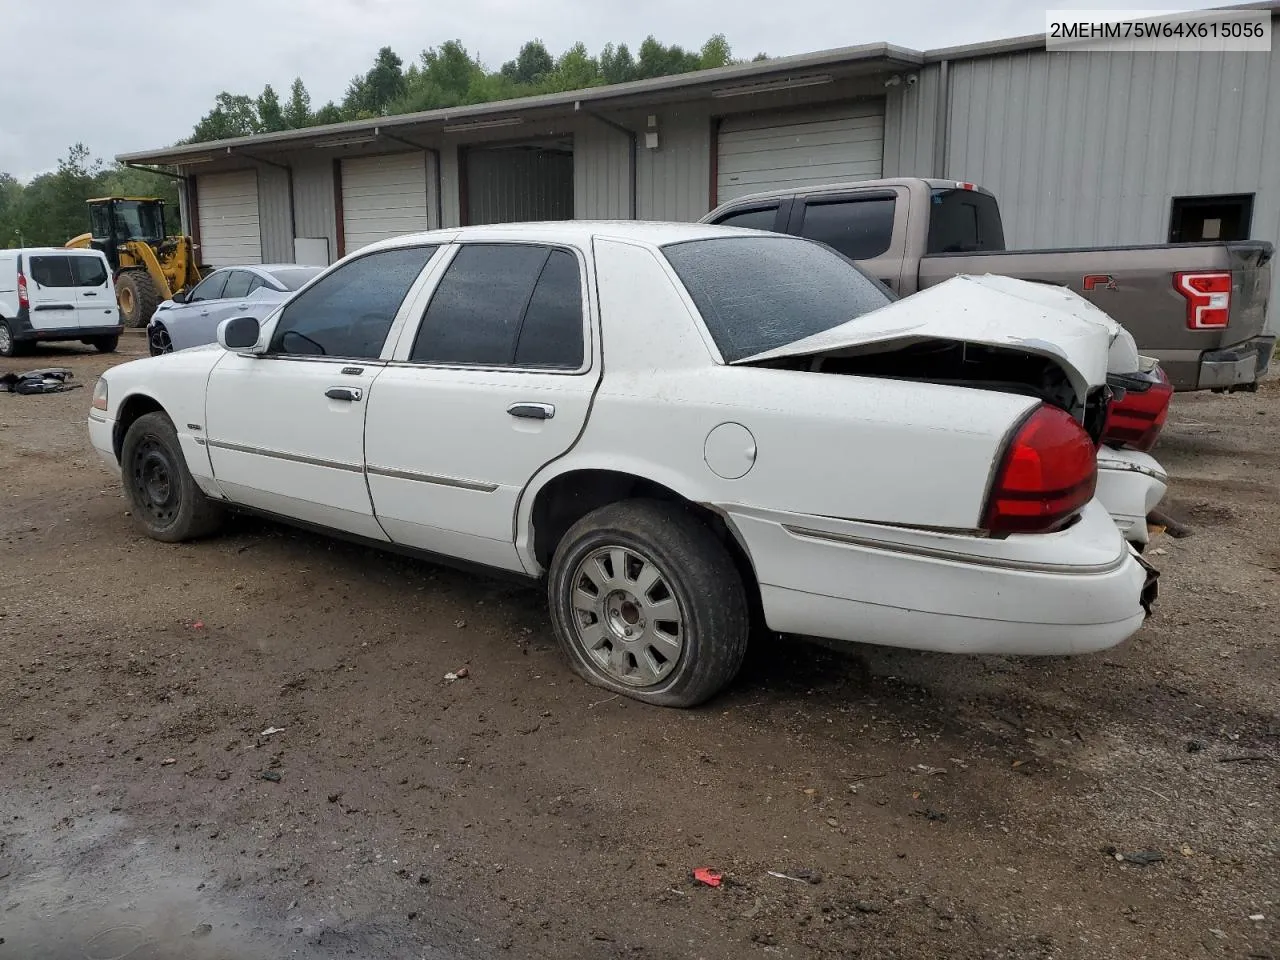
<box><xmin>17</xmin><ymin>272</ymin><xmax>28</xmax><ymax>310</ymax></box>
<box><xmin>1175</xmin><ymin>271</ymin><xmax>1231</xmax><ymax>329</ymax></box>
<box><xmin>983</xmin><ymin>405</ymin><xmax>1097</xmax><ymax>536</ymax></box>
<box><xmin>1102</xmin><ymin>367</ymin><xmax>1172</xmax><ymax>453</ymax></box>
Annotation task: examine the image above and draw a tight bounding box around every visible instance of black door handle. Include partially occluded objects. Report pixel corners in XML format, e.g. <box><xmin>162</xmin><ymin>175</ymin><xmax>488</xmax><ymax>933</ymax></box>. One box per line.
<box><xmin>507</xmin><ymin>402</ymin><xmax>554</xmax><ymax>420</ymax></box>
<box><xmin>84</xmin><ymin>291</ymin><xmax>97</xmax><ymax>297</ymax></box>
<box><xmin>325</xmin><ymin>386</ymin><xmax>363</xmax><ymax>402</ymax></box>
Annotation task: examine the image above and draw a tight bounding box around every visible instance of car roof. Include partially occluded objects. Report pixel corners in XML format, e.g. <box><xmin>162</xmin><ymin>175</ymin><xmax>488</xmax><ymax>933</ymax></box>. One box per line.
<box><xmin>206</xmin><ymin>263</ymin><xmax>322</xmax><ymax>278</ymax></box>
<box><xmin>358</xmin><ymin>221</ymin><xmax>755</xmax><ymax>256</ymax></box>
<box><xmin>0</xmin><ymin>247</ymin><xmax>108</xmax><ymax>256</ymax></box>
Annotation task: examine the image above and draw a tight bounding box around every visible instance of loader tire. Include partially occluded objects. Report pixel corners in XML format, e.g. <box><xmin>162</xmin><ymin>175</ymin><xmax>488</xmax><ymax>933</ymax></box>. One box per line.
<box><xmin>116</xmin><ymin>270</ymin><xmax>160</xmax><ymax>328</ymax></box>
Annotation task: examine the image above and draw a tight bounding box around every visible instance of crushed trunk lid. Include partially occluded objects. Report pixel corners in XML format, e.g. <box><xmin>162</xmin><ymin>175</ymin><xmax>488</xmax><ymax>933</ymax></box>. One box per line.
<box><xmin>733</xmin><ymin>274</ymin><xmax>1135</xmax><ymax>402</ymax></box>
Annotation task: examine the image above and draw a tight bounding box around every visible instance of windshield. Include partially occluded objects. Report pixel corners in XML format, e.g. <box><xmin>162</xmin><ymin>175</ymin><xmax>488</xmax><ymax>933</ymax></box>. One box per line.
<box><xmin>268</xmin><ymin>267</ymin><xmax>324</xmax><ymax>291</ymax></box>
<box><xmin>662</xmin><ymin>236</ymin><xmax>894</xmax><ymax>363</ymax></box>
<box><xmin>925</xmin><ymin>188</ymin><xmax>1005</xmax><ymax>254</ymax></box>
<box><xmin>111</xmin><ymin>200</ymin><xmax>166</xmax><ymax>243</ymax></box>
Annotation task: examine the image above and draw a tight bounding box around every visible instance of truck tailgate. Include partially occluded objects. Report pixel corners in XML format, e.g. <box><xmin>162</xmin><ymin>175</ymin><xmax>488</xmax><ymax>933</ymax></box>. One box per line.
<box><xmin>918</xmin><ymin>240</ymin><xmax>1273</xmax><ymax>390</ymax></box>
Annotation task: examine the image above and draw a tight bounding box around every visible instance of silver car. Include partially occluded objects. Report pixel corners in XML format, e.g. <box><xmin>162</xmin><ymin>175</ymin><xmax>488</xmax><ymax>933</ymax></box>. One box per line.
<box><xmin>147</xmin><ymin>264</ymin><xmax>322</xmax><ymax>355</ymax></box>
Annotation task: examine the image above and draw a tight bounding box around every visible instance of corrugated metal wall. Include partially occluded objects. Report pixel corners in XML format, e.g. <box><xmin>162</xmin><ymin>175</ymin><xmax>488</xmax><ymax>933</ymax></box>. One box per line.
<box><xmin>466</xmin><ymin>146</ymin><xmax>574</xmax><ymax>224</ymax></box>
<box><xmin>944</xmin><ymin>47</ymin><xmax>1280</xmax><ymax>249</ymax></box>
<box><xmin>636</xmin><ymin>109</ymin><xmax>712</xmax><ymax>221</ymax></box>
<box><xmin>574</xmin><ymin>123</ymin><xmax>631</xmax><ymax>218</ymax></box>
<box><xmin>291</xmin><ymin>159</ymin><xmax>337</xmax><ymax>263</ymax></box>
<box><xmin>257</xmin><ymin>165</ymin><xmax>293</xmax><ymax>263</ymax></box>
<box><xmin>881</xmin><ymin>64</ymin><xmax>941</xmax><ymax>178</ymax></box>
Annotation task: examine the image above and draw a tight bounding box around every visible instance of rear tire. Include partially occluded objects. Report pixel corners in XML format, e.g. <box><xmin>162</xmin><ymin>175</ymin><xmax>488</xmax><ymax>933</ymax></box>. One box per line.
<box><xmin>547</xmin><ymin>499</ymin><xmax>750</xmax><ymax>708</ymax></box>
<box><xmin>116</xmin><ymin>270</ymin><xmax>160</xmax><ymax>328</ymax></box>
<box><xmin>92</xmin><ymin>335</ymin><xmax>119</xmax><ymax>353</ymax></box>
<box><xmin>0</xmin><ymin>319</ymin><xmax>22</xmax><ymax>358</ymax></box>
<box><xmin>120</xmin><ymin>412</ymin><xmax>224</xmax><ymax>542</ymax></box>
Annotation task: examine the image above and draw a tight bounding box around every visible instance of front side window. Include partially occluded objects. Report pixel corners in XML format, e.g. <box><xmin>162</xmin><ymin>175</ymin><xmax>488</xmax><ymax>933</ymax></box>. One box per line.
<box><xmin>797</xmin><ymin>197</ymin><xmax>896</xmax><ymax>261</ymax></box>
<box><xmin>410</xmin><ymin>244</ymin><xmax>584</xmax><ymax>370</ymax></box>
<box><xmin>188</xmin><ymin>272</ymin><xmax>228</xmax><ymax>302</ymax></box>
<box><xmin>663</xmin><ymin>235</ymin><xmax>893</xmax><ymax>363</ymax></box>
<box><xmin>270</xmin><ymin>245</ymin><xmax>437</xmax><ymax>359</ymax></box>
<box><xmin>70</xmin><ymin>256</ymin><xmax>108</xmax><ymax>287</ymax></box>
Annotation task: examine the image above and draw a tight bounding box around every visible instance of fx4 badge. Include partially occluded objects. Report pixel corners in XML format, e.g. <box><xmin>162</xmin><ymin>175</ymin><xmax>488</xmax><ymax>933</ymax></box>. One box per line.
<box><xmin>1083</xmin><ymin>274</ymin><xmax>1118</xmax><ymax>291</ymax></box>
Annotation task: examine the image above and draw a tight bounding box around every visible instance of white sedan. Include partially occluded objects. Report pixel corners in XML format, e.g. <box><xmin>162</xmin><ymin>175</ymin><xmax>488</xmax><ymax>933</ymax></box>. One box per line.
<box><xmin>88</xmin><ymin>223</ymin><xmax>1160</xmax><ymax>708</ymax></box>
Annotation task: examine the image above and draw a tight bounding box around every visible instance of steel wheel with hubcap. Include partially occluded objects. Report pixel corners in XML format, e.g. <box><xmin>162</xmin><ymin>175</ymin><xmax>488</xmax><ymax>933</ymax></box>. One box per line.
<box><xmin>548</xmin><ymin>499</ymin><xmax>750</xmax><ymax>708</ymax></box>
<box><xmin>120</xmin><ymin>412</ymin><xmax>225</xmax><ymax>542</ymax></box>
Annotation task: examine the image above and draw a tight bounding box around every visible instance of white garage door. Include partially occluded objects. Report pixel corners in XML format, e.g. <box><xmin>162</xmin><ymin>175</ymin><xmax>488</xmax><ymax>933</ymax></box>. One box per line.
<box><xmin>196</xmin><ymin>170</ymin><xmax>261</xmax><ymax>266</ymax></box>
<box><xmin>342</xmin><ymin>153</ymin><xmax>429</xmax><ymax>252</ymax></box>
<box><xmin>717</xmin><ymin>101</ymin><xmax>885</xmax><ymax>203</ymax></box>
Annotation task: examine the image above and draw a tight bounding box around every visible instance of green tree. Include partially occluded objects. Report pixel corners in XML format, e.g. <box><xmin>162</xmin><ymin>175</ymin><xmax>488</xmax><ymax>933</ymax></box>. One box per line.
<box><xmin>191</xmin><ymin>92</ymin><xmax>260</xmax><ymax>142</ymax></box>
<box><xmin>344</xmin><ymin>46</ymin><xmax>406</xmax><ymax>117</ymax></box>
<box><xmin>283</xmin><ymin>77</ymin><xmax>312</xmax><ymax>128</ymax></box>
<box><xmin>546</xmin><ymin>42</ymin><xmax>601</xmax><ymax>92</ymax></box>
<box><xmin>700</xmin><ymin>34</ymin><xmax>733</xmax><ymax>69</ymax></box>
<box><xmin>600</xmin><ymin>43</ymin><xmax>636</xmax><ymax>84</ymax></box>
<box><xmin>256</xmin><ymin>84</ymin><xmax>286</xmax><ymax>132</ymax></box>
<box><xmin>313</xmin><ymin>102</ymin><xmax>345</xmax><ymax>125</ymax></box>
<box><xmin>501</xmin><ymin>40</ymin><xmax>553</xmax><ymax>86</ymax></box>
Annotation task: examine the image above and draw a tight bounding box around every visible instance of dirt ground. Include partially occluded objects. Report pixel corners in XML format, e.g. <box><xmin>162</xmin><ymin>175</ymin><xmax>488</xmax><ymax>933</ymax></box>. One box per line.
<box><xmin>1</xmin><ymin>332</ymin><xmax>1276</xmax><ymax>960</ymax></box>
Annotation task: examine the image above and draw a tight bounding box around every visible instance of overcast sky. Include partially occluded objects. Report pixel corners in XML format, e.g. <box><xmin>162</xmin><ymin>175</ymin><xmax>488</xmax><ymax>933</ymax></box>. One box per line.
<box><xmin>2</xmin><ymin>0</ymin><xmax>1199</xmax><ymax>179</ymax></box>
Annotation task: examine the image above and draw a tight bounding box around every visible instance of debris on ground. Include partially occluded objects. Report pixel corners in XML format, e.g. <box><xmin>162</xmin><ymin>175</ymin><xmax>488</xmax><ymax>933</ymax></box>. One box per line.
<box><xmin>260</xmin><ymin>770</ymin><xmax>282</xmax><ymax>783</ymax></box>
<box><xmin>914</xmin><ymin>764</ymin><xmax>949</xmax><ymax>776</ymax></box>
<box><xmin>190</xmin><ymin>923</ymin><xmax>212</xmax><ymax>938</ymax></box>
<box><xmin>0</xmin><ymin>368</ymin><xmax>80</xmax><ymax>395</ymax></box>
<box><xmin>855</xmin><ymin>900</ymin><xmax>883</xmax><ymax>914</ymax></box>
<box><xmin>259</xmin><ymin>726</ymin><xmax>285</xmax><ymax>737</ymax></box>
<box><xmin>327</xmin><ymin>791</ymin><xmax>343</xmax><ymax>803</ymax></box>
<box><xmin>1186</xmin><ymin>741</ymin><xmax>1206</xmax><ymax>753</ymax></box>
<box><xmin>1104</xmin><ymin>847</ymin><xmax>1164</xmax><ymax>866</ymax></box>
<box><xmin>691</xmin><ymin>867</ymin><xmax>722</xmax><ymax>888</ymax></box>
<box><xmin>160</xmin><ymin>758</ymin><xmax>176</xmax><ymax>766</ymax></box>
<box><xmin>1249</xmin><ymin>914</ymin><xmax>1266</xmax><ymax>921</ymax></box>
<box><xmin>768</xmin><ymin>869</ymin><xmax>822</xmax><ymax>885</ymax></box>
<box><xmin>444</xmin><ymin>667</ymin><xmax>470</xmax><ymax>682</ymax></box>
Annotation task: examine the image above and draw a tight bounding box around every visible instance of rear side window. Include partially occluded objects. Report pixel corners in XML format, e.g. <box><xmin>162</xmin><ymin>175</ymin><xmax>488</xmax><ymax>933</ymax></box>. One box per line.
<box><xmin>796</xmin><ymin>198</ymin><xmax>895</xmax><ymax>260</ymax></box>
<box><xmin>271</xmin><ymin>245</ymin><xmax>437</xmax><ymax>359</ymax></box>
<box><xmin>221</xmin><ymin>271</ymin><xmax>253</xmax><ymax>299</ymax></box>
<box><xmin>29</xmin><ymin>256</ymin><xmax>76</xmax><ymax>288</ymax></box>
<box><xmin>713</xmin><ymin>205</ymin><xmax>780</xmax><ymax>232</ymax></box>
<box><xmin>926</xmin><ymin>188</ymin><xmax>1006</xmax><ymax>254</ymax></box>
<box><xmin>411</xmin><ymin>244</ymin><xmax>584</xmax><ymax>369</ymax></box>
<box><xmin>663</xmin><ymin>236</ymin><xmax>893</xmax><ymax>363</ymax></box>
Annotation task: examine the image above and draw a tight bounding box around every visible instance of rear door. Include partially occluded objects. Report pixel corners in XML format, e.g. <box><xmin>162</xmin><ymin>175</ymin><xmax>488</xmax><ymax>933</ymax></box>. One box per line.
<box><xmin>365</xmin><ymin>242</ymin><xmax>600</xmax><ymax>572</ymax></box>
<box><xmin>68</xmin><ymin>253</ymin><xmax>115</xmax><ymax>328</ymax></box>
<box><xmin>25</xmin><ymin>255</ymin><xmax>79</xmax><ymax>331</ymax></box>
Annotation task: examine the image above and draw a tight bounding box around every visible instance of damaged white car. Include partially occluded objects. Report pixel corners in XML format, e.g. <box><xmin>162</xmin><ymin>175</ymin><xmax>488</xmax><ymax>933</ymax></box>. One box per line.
<box><xmin>88</xmin><ymin>224</ymin><xmax>1162</xmax><ymax>708</ymax></box>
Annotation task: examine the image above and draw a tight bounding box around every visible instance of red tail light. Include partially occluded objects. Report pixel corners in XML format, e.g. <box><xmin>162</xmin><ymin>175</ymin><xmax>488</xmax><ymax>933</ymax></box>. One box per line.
<box><xmin>1175</xmin><ymin>271</ymin><xmax>1231</xmax><ymax>329</ymax></box>
<box><xmin>1102</xmin><ymin>367</ymin><xmax>1172</xmax><ymax>452</ymax></box>
<box><xmin>17</xmin><ymin>272</ymin><xmax>28</xmax><ymax>310</ymax></box>
<box><xmin>984</xmin><ymin>405</ymin><xmax>1097</xmax><ymax>536</ymax></box>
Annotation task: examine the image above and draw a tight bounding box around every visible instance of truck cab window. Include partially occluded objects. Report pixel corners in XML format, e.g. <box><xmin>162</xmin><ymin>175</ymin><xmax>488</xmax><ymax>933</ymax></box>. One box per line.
<box><xmin>926</xmin><ymin>188</ymin><xmax>1006</xmax><ymax>254</ymax></box>
<box><xmin>796</xmin><ymin>198</ymin><xmax>895</xmax><ymax>261</ymax></box>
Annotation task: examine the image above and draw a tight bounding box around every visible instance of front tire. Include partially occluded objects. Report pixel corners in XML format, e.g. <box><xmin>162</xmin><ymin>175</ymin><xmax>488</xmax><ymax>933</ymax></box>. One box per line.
<box><xmin>547</xmin><ymin>500</ymin><xmax>749</xmax><ymax>708</ymax></box>
<box><xmin>148</xmin><ymin>322</ymin><xmax>173</xmax><ymax>356</ymax></box>
<box><xmin>116</xmin><ymin>270</ymin><xmax>160</xmax><ymax>328</ymax></box>
<box><xmin>120</xmin><ymin>412</ymin><xmax>224</xmax><ymax>542</ymax></box>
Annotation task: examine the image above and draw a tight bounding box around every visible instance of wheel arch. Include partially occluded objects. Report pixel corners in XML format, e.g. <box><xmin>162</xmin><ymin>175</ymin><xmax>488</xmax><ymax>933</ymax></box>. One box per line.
<box><xmin>112</xmin><ymin>392</ymin><xmax>167</xmax><ymax>461</ymax></box>
<box><xmin>520</xmin><ymin>465</ymin><xmax>763</xmax><ymax>623</ymax></box>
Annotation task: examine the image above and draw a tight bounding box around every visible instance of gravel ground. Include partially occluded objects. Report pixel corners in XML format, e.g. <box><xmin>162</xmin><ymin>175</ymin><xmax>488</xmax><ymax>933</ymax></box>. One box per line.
<box><xmin>0</xmin><ymin>334</ymin><xmax>1276</xmax><ymax>960</ymax></box>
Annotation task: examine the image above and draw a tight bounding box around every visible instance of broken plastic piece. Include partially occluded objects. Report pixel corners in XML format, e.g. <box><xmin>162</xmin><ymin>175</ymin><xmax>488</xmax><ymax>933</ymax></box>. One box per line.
<box><xmin>692</xmin><ymin>867</ymin><xmax>722</xmax><ymax>887</ymax></box>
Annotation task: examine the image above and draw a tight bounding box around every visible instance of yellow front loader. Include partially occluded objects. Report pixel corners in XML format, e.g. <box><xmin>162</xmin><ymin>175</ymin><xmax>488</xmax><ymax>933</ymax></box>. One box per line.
<box><xmin>66</xmin><ymin>197</ymin><xmax>203</xmax><ymax>327</ymax></box>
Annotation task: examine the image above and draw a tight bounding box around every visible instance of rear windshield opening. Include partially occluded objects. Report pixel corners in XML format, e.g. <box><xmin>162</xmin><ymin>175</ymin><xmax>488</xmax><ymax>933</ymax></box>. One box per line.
<box><xmin>662</xmin><ymin>235</ymin><xmax>893</xmax><ymax>363</ymax></box>
<box><xmin>926</xmin><ymin>189</ymin><xmax>1006</xmax><ymax>254</ymax></box>
<box><xmin>270</xmin><ymin>267</ymin><xmax>323</xmax><ymax>291</ymax></box>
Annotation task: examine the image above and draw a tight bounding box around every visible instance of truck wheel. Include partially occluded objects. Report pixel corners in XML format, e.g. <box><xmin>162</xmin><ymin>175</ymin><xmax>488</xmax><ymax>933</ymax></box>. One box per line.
<box><xmin>92</xmin><ymin>335</ymin><xmax>119</xmax><ymax>353</ymax></box>
<box><xmin>116</xmin><ymin>270</ymin><xmax>160</xmax><ymax>328</ymax></box>
<box><xmin>0</xmin><ymin>319</ymin><xmax>23</xmax><ymax>357</ymax></box>
<box><xmin>120</xmin><ymin>412</ymin><xmax>225</xmax><ymax>542</ymax></box>
<box><xmin>547</xmin><ymin>499</ymin><xmax>750</xmax><ymax>708</ymax></box>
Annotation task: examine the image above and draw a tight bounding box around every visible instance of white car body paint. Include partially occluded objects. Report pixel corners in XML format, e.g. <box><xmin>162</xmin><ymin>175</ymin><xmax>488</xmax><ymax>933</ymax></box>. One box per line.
<box><xmin>90</xmin><ymin>222</ymin><xmax>1159</xmax><ymax>659</ymax></box>
<box><xmin>1095</xmin><ymin>447</ymin><xmax>1169</xmax><ymax>548</ymax></box>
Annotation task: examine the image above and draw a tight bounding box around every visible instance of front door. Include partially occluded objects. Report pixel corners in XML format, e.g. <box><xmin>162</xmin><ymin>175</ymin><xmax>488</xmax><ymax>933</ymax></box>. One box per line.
<box><xmin>365</xmin><ymin>242</ymin><xmax>600</xmax><ymax>571</ymax></box>
<box><xmin>203</xmin><ymin>244</ymin><xmax>441</xmax><ymax>540</ymax></box>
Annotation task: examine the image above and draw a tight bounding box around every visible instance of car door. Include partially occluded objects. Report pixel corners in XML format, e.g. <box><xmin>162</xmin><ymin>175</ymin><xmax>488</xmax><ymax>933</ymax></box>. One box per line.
<box><xmin>208</xmin><ymin>269</ymin><xmax>255</xmax><ymax>327</ymax></box>
<box><xmin>68</xmin><ymin>254</ymin><xmax>115</xmax><ymax>328</ymax></box>
<box><xmin>25</xmin><ymin>255</ymin><xmax>79</xmax><ymax>331</ymax></box>
<box><xmin>365</xmin><ymin>242</ymin><xmax>600</xmax><ymax>572</ymax></box>
<box><xmin>203</xmin><ymin>244</ymin><xmax>441</xmax><ymax>540</ymax></box>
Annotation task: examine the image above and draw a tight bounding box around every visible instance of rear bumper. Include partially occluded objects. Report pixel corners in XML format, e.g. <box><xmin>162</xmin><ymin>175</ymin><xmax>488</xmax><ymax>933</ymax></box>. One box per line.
<box><xmin>18</xmin><ymin>324</ymin><xmax>125</xmax><ymax>343</ymax></box>
<box><xmin>1161</xmin><ymin>336</ymin><xmax>1276</xmax><ymax>391</ymax></box>
<box><xmin>723</xmin><ymin>500</ymin><xmax>1150</xmax><ymax>656</ymax></box>
<box><xmin>1095</xmin><ymin>447</ymin><xmax>1168</xmax><ymax>547</ymax></box>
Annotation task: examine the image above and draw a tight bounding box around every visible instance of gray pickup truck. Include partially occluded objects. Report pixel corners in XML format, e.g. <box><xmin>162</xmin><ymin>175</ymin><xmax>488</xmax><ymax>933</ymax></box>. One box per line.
<box><xmin>702</xmin><ymin>178</ymin><xmax>1274</xmax><ymax>392</ymax></box>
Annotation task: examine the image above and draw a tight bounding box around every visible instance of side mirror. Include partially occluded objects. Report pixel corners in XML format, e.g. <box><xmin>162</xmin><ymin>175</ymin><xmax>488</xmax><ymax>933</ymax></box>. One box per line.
<box><xmin>218</xmin><ymin>316</ymin><xmax>262</xmax><ymax>352</ymax></box>
<box><xmin>171</xmin><ymin>289</ymin><xmax>189</xmax><ymax>304</ymax></box>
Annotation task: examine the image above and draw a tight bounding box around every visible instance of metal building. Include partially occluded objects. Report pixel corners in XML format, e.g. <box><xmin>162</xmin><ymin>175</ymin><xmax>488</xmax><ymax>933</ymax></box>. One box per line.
<box><xmin>121</xmin><ymin>9</ymin><xmax>1280</xmax><ymax>310</ymax></box>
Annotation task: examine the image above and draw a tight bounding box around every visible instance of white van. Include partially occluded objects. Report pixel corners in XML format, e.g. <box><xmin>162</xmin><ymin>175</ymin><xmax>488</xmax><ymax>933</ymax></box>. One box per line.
<box><xmin>0</xmin><ymin>248</ymin><xmax>123</xmax><ymax>357</ymax></box>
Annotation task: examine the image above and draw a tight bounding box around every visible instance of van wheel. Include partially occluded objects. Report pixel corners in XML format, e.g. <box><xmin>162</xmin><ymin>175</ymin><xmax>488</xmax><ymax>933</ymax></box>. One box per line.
<box><xmin>92</xmin><ymin>335</ymin><xmax>119</xmax><ymax>353</ymax></box>
<box><xmin>0</xmin><ymin>320</ymin><xmax>23</xmax><ymax>358</ymax></box>
<box><xmin>547</xmin><ymin>499</ymin><xmax>750</xmax><ymax>708</ymax></box>
<box><xmin>120</xmin><ymin>412</ymin><xmax>224</xmax><ymax>542</ymax></box>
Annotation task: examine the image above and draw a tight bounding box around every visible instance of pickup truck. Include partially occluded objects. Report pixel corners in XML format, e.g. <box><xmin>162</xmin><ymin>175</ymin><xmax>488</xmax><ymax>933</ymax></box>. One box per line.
<box><xmin>702</xmin><ymin>178</ymin><xmax>1274</xmax><ymax>392</ymax></box>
